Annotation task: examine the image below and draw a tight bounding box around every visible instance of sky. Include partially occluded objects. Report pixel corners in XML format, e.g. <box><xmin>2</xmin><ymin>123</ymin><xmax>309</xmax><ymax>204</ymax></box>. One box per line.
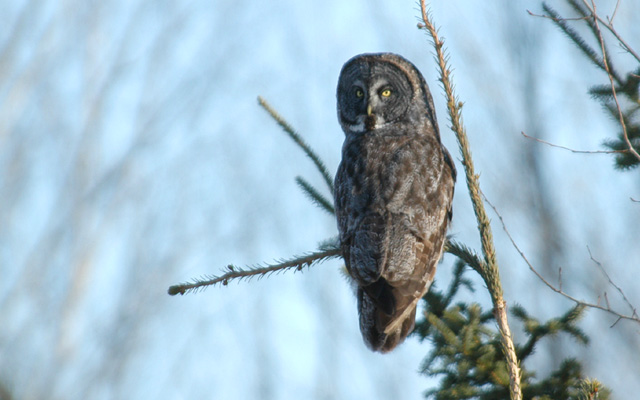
<box><xmin>1</xmin><ymin>0</ymin><xmax>639</xmax><ymax>399</ymax></box>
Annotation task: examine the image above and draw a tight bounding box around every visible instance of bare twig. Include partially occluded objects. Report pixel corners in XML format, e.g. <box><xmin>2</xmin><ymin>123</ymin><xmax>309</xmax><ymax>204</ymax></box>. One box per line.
<box><xmin>521</xmin><ymin>131</ymin><xmax>626</xmax><ymax>154</ymax></box>
<box><xmin>599</xmin><ymin>2</ymin><xmax>640</xmax><ymax>63</ymax></box>
<box><xmin>483</xmin><ymin>192</ymin><xmax>640</xmax><ymax>326</ymax></box>
<box><xmin>587</xmin><ymin>246</ymin><xmax>638</xmax><ymax>320</ymax></box>
<box><xmin>168</xmin><ymin>247</ymin><xmax>341</xmax><ymax>295</ymax></box>
<box><xmin>585</xmin><ymin>0</ymin><xmax>640</xmax><ymax>163</ymax></box>
<box><xmin>609</xmin><ymin>0</ymin><xmax>621</xmax><ymax>24</ymax></box>
<box><xmin>531</xmin><ymin>3</ymin><xmax>640</xmax><ymax>65</ymax></box>
<box><xmin>527</xmin><ymin>4</ymin><xmax>640</xmax><ymax>70</ymax></box>
<box><xmin>419</xmin><ymin>3</ymin><xmax>522</xmax><ymax>399</ymax></box>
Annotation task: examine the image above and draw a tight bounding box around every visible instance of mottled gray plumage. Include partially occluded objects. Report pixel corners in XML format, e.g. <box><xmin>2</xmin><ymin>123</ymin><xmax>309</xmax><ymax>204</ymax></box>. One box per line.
<box><xmin>334</xmin><ymin>53</ymin><xmax>456</xmax><ymax>352</ymax></box>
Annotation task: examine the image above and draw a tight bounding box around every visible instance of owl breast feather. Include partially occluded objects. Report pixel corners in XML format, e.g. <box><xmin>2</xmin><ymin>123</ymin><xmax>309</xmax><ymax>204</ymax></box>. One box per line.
<box><xmin>338</xmin><ymin>131</ymin><xmax>446</xmax><ymax>282</ymax></box>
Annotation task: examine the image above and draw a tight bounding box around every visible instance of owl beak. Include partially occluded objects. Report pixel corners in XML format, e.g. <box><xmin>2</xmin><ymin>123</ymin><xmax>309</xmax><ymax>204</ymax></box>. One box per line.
<box><xmin>366</xmin><ymin>104</ymin><xmax>373</xmax><ymax>116</ymax></box>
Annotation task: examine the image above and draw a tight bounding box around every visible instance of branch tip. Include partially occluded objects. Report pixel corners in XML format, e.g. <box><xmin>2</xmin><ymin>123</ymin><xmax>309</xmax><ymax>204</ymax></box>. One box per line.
<box><xmin>168</xmin><ymin>285</ymin><xmax>185</xmax><ymax>296</ymax></box>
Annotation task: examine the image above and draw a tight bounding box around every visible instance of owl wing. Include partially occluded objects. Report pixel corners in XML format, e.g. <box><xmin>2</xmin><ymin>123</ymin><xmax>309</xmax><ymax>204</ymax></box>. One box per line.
<box><xmin>334</xmin><ymin>155</ymin><xmax>391</xmax><ymax>304</ymax></box>
<box><xmin>367</xmin><ymin>209</ymin><xmax>448</xmax><ymax>352</ymax></box>
<box><xmin>338</xmin><ymin>138</ymin><xmax>455</xmax><ymax>352</ymax></box>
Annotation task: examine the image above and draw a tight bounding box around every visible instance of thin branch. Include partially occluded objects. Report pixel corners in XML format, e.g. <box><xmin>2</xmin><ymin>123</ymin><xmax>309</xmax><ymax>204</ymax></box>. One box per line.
<box><xmin>609</xmin><ymin>0</ymin><xmax>621</xmax><ymax>25</ymax></box>
<box><xmin>168</xmin><ymin>247</ymin><xmax>341</xmax><ymax>295</ymax></box>
<box><xmin>483</xmin><ymin>192</ymin><xmax>640</xmax><ymax>326</ymax></box>
<box><xmin>418</xmin><ymin>3</ymin><xmax>522</xmax><ymax>399</ymax></box>
<box><xmin>258</xmin><ymin>96</ymin><xmax>335</xmax><ymax>194</ymax></box>
<box><xmin>598</xmin><ymin>3</ymin><xmax>640</xmax><ymax>63</ymax></box>
<box><xmin>538</xmin><ymin>3</ymin><xmax>609</xmax><ymax>75</ymax></box>
<box><xmin>536</xmin><ymin>1</ymin><xmax>640</xmax><ymax>76</ymax></box>
<box><xmin>521</xmin><ymin>131</ymin><xmax>626</xmax><ymax>154</ymax></box>
<box><xmin>586</xmin><ymin>246</ymin><xmax>638</xmax><ymax>320</ymax></box>
<box><xmin>586</xmin><ymin>0</ymin><xmax>640</xmax><ymax>163</ymax></box>
<box><xmin>570</xmin><ymin>0</ymin><xmax>623</xmax><ymax>83</ymax></box>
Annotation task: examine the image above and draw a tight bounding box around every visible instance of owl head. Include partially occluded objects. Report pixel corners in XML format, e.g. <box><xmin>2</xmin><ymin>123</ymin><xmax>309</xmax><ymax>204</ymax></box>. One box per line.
<box><xmin>336</xmin><ymin>53</ymin><xmax>439</xmax><ymax>137</ymax></box>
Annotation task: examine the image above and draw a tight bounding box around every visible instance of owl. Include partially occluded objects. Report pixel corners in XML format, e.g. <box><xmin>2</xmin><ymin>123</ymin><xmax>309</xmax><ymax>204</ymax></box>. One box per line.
<box><xmin>334</xmin><ymin>53</ymin><xmax>456</xmax><ymax>352</ymax></box>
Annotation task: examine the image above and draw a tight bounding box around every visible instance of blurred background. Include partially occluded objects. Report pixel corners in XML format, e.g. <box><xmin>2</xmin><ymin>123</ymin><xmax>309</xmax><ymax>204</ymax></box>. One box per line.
<box><xmin>1</xmin><ymin>0</ymin><xmax>639</xmax><ymax>399</ymax></box>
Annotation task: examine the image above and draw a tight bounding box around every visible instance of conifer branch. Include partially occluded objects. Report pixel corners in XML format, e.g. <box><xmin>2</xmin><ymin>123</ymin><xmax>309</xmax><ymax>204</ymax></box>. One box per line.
<box><xmin>416</xmin><ymin>265</ymin><xmax>612</xmax><ymax>398</ymax></box>
<box><xmin>578</xmin><ymin>379</ymin><xmax>610</xmax><ymax>399</ymax></box>
<box><xmin>258</xmin><ymin>96</ymin><xmax>335</xmax><ymax>194</ymax></box>
<box><xmin>295</xmin><ymin>176</ymin><xmax>335</xmax><ymax>215</ymax></box>
<box><xmin>426</xmin><ymin>312</ymin><xmax>460</xmax><ymax>347</ymax></box>
<box><xmin>539</xmin><ymin>3</ymin><xmax>609</xmax><ymax>76</ymax></box>
<box><xmin>443</xmin><ymin>261</ymin><xmax>475</xmax><ymax>306</ymax></box>
<box><xmin>535</xmin><ymin>2</ymin><xmax>640</xmax><ymax>168</ymax></box>
<box><xmin>569</xmin><ymin>0</ymin><xmax>622</xmax><ymax>83</ymax></box>
<box><xmin>513</xmin><ymin>304</ymin><xmax>588</xmax><ymax>361</ymax></box>
<box><xmin>418</xmin><ymin>3</ymin><xmax>522</xmax><ymax>399</ymax></box>
<box><xmin>444</xmin><ymin>239</ymin><xmax>485</xmax><ymax>275</ymax></box>
<box><xmin>167</xmin><ymin>247</ymin><xmax>341</xmax><ymax>296</ymax></box>
<box><xmin>585</xmin><ymin>0</ymin><xmax>640</xmax><ymax>164</ymax></box>
<box><xmin>567</xmin><ymin>0</ymin><xmax>623</xmax><ymax>84</ymax></box>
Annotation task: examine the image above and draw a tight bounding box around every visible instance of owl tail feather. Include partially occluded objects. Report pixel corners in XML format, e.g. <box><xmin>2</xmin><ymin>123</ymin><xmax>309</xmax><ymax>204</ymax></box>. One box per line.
<box><xmin>363</xmin><ymin>278</ymin><xmax>396</xmax><ymax>315</ymax></box>
<box><xmin>357</xmin><ymin>287</ymin><xmax>419</xmax><ymax>353</ymax></box>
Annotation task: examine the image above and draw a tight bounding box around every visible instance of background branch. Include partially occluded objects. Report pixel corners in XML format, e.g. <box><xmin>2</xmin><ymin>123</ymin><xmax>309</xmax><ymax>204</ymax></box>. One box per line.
<box><xmin>587</xmin><ymin>246</ymin><xmax>639</xmax><ymax>322</ymax></box>
<box><xmin>534</xmin><ymin>1</ymin><xmax>640</xmax><ymax>171</ymax></box>
<box><xmin>585</xmin><ymin>0</ymin><xmax>640</xmax><ymax>63</ymax></box>
<box><xmin>484</xmin><ymin>192</ymin><xmax>640</xmax><ymax>326</ymax></box>
<box><xmin>586</xmin><ymin>0</ymin><xmax>640</xmax><ymax>164</ymax></box>
<box><xmin>521</xmin><ymin>131</ymin><xmax>625</xmax><ymax>154</ymax></box>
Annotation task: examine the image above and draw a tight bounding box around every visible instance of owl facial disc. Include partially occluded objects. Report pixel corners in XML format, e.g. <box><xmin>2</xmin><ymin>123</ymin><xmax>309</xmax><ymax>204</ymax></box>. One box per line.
<box><xmin>337</xmin><ymin>56</ymin><xmax>414</xmax><ymax>135</ymax></box>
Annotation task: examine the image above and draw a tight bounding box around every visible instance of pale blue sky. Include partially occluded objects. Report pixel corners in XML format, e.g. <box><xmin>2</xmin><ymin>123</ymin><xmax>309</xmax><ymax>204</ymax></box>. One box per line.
<box><xmin>1</xmin><ymin>1</ymin><xmax>639</xmax><ymax>399</ymax></box>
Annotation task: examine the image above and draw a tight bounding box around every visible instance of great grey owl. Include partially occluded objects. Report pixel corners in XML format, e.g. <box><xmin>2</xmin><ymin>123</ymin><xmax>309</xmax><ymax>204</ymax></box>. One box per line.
<box><xmin>334</xmin><ymin>53</ymin><xmax>456</xmax><ymax>352</ymax></box>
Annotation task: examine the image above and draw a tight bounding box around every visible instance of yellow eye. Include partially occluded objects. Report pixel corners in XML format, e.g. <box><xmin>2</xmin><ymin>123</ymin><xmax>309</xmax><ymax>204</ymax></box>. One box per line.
<box><xmin>381</xmin><ymin>89</ymin><xmax>392</xmax><ymax>97</ymax></box>
<box><xmin>355</xmin><ymin>89</ymin><xmax>364</xmax><ymax>98</ymax></box>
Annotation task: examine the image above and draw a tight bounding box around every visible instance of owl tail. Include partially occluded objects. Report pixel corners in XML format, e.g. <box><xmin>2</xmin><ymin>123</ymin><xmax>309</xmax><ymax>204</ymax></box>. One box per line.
<box><xmin>357</xmin><ymin>285</ymin><xmax>421</xmax><ymax>353</ymax></box>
